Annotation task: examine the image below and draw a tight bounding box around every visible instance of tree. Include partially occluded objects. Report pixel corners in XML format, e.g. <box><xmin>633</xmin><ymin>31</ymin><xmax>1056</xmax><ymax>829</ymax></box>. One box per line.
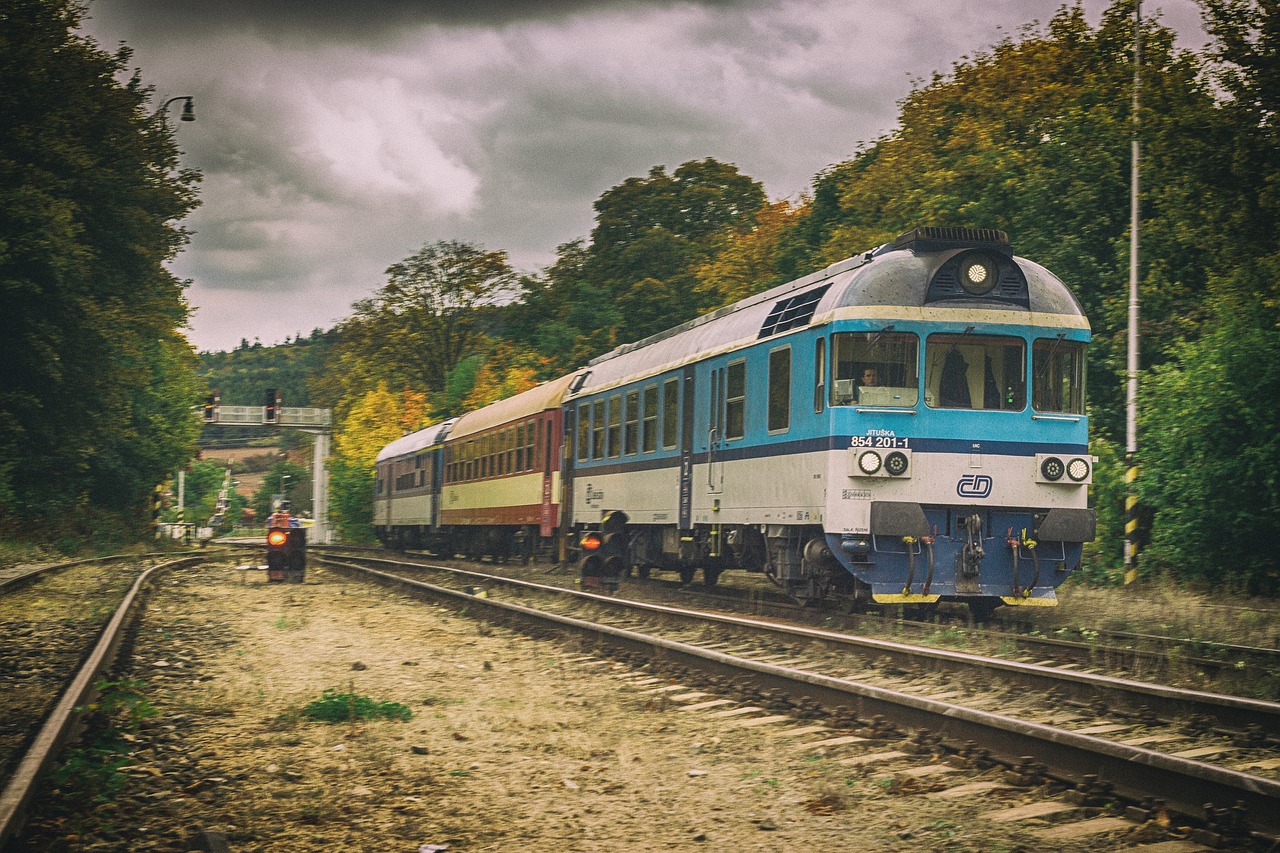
<box><xmin>0</xmin><ymin>0</ymin><xmax>202</xmax><ymax>538</ymax></box>
<box><xmin>338</xmin><ymin>240</ymin><xmax>517</xmax><ymax>395</ymax></box>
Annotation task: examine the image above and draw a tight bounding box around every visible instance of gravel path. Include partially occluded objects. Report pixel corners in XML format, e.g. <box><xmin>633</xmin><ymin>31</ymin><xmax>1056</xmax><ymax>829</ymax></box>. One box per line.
<box><xmin>17</xmin><ymin>560</ymin><xmax>1163</xmax><ymax>851</ymax></box>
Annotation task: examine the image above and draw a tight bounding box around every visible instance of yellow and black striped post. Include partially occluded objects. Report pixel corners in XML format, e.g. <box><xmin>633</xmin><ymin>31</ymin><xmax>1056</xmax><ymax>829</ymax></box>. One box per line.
<box><xmin>1124</xmin><ymin>456</ymin><xmax>1140</xmax><ymax>584</ymax></box>
<box><xmin>152</xmin><ymin>484</ymin><xmax>164</xmax><ymax>536</ymax></box>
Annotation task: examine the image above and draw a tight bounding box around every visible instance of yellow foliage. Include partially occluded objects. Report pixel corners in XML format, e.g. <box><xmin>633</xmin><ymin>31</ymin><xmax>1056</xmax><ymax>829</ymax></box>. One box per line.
<box><xmin>335</xmin><ymin>382</ymin><xmax>434</xmax><ymax>469</ymax></box>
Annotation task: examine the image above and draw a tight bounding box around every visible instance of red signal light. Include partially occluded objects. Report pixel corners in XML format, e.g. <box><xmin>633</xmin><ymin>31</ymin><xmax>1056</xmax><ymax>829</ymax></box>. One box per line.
<box><xmin>268</xmin><ymin>530</ymin><xmax>288</xmax><ymax>546</ymax></box>
<box><xmin>580</xmin><ymin>533</ymin><xmax>602</xmax><ymax>551</ymax></box>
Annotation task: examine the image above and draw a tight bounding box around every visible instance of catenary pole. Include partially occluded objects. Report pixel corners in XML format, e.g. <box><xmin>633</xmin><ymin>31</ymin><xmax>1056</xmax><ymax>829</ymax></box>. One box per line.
<box><xmin>1124</xmin><ymin>0</ymin><xmax>1142</xmax><ymax>584</ymax></box>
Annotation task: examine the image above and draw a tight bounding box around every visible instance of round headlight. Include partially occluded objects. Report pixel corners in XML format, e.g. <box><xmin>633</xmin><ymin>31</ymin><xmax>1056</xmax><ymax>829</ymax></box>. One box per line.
<box><xmin>1067</xmin><ymin>457</ymin><xmax>1090</xmax><ymax>481</ymax></box>
<box><xmin>858</xmin><ymin>450</ymin><xmax>883</xmax><ymax>475</ymax></box>
<box><xmin>885</xmin><ymin>451</ymin><xmax>909</xmax><ymax>476</ymax></box>
<box><xmin>960</xmin><ymin>253</ymin><xmax>998</xmax><ymax>295</ymax></box>
<box><xmin>1040</xmin><ymin>456</ymin><xmax>1065</xmax><ymax>481</ymax></box>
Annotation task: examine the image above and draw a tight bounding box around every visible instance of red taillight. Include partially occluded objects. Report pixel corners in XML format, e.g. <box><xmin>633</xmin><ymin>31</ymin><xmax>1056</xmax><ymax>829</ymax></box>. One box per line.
<box><xmin>580</xmin><ymin>533</ymin><xmax>601</xmax><ymax>551</ymax></box>
<box><xmin>268</xmin><ymin>530</ymin><xmax>288</xmax><ymax>546</ymax></box>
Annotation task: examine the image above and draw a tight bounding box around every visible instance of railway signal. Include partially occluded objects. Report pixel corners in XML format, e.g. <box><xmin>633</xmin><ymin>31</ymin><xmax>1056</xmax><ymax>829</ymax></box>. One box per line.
<box><xmin>264</xmin><ymin>388</ymin><xmax>280</xmax><ymax>424</ymax></box>
<box><xmin>202</xmin><ymin>390</ymin><xmax>220</xmax><ymax>422</ymax></box>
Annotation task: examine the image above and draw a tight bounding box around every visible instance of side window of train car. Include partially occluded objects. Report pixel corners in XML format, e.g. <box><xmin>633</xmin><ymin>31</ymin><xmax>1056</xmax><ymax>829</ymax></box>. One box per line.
<box><xmin>577</xmin><ymin>403</ymin><xmax>590</xmax><ymax>462</ymax></box>
<box><xmin>768</xmin><ymin>346</ymin><xmax>791</xmax><ymax>433</ymax></box>
<box><xmin>924</xmin><ymin>333</ymin><xmax>1025</xmax><ymax>410</ymax></box>
<box><xmin>1032</xmin><ymin>338</ymin><xmax>1086</xmax><ymax>414</ymax></box>
<box><xmin>725</xmin><ymin>360</ymin><xmax>746</xmax><ymax>440</ymax></box>
<box><xmin>642</xmin><ymin>385</ymin><xmax>658</xmax><ymax>453</ymax></box>
<box><xmin>592</xmin><ymin>399</ymin><xmax>606</xmax><ymax>460</ymax></box>
<box><xmin>831</xmin><ymin>332</ymin><xmax>920</xmax><ymax>406</ymax></box>
<box><xmin>607</xmin><ymin>394</ymin><xmax>622</xmax><ymax>458</ymax></box>
<box><xmin>814</xmin><ymin>337</ymin><xmax>826</xmax><ymax>414</ymax></box>
<box><xmin>662</xmin><ymin>378</ymin><xmax>679</xmax><ymax>450</ymax></box>
<box><xmin>624</xmin><ymin>389</ymin><xmax>639</xmax><ymax>455</ymax></box>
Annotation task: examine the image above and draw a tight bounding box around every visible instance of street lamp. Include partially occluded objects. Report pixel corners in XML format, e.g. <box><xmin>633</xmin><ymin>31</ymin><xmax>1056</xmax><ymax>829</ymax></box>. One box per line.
<box><xmin>156</xmin><ymin>96</ymin><xmax>195</xmax><ymax>122</ymax></box>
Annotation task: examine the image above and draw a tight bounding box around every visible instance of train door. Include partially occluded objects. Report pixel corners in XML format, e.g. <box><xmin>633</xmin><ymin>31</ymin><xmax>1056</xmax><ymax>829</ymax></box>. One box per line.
<box><xmin>707</xmin><ymin>364</ymin><xmax>725</xmax><ymax>495</ymax></box>
<box><xmin>678</xmin><ymin>366</ymin><xmax>695</xmax><ymax>529</ymax></box>
<box><xmin>538</xmin><ymin>413</ymin><xmax>555</xmax><ymax>537</ymax></box>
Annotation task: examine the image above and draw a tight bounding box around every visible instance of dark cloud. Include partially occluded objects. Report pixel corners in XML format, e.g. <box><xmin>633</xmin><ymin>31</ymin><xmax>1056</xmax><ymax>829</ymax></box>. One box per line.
<box><xmin>76</xmin><ymin>0</ymin><xmax>1208</xmax><ymax>351</ymax></box>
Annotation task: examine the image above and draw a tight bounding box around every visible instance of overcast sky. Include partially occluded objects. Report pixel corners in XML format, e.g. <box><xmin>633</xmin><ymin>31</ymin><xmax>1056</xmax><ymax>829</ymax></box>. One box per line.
<box><xmin>78</xmin><ymin>0</ymin><xmax>1208</xmax><ymax>353</ymax></box>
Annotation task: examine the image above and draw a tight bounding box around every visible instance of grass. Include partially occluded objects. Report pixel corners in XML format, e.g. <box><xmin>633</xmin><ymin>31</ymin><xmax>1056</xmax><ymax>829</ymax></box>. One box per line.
<box><xmin>297</xmin><ymin>688</ymin><xmax>413</xmax><ymax>723</ymax></box>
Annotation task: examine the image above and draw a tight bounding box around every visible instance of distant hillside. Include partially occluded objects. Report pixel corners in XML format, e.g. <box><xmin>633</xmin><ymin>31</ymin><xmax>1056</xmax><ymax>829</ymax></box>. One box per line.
<box><xmin>199</xmin><ymin>329</ymin><xmax>334</xmax><ymax>408</ymax></box>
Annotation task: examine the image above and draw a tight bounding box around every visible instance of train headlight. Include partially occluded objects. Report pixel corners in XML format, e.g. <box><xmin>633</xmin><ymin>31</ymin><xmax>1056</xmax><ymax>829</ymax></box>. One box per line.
<box><xmin>885</xmin><ymin>451</ymin><xmax>909</xmax><ymax>476</ymax></box>
<box><xmin>1067</xmin><ymin>457</ymin><xmax>1090</xmax><ymax>482</ymax></box>
<box><xmin>857</xmin><ymin>450</ymin><xmax>883</xmax><ymax>475</ymax></box>
<box><xmin>1040</xmin><ymin>456</ymin><xmax>1065</xmax><ymax>481</ymax></box>
<box><xmin>267</xmin><ymin>530</ymin><xmax>288</xmax><ymax>546</ymax></box>
<box><xmin>960</xmin><ymin>253</ymin><xmax>998</xmax><ymax>296</ymax></box>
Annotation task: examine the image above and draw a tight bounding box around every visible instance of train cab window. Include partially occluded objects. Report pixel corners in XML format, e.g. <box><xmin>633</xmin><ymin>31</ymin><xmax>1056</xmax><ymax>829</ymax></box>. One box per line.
<box><xmin>624</xmin><ymin>389</ymin><xmax>639</xmax><ymax>455</ymax></box>
<box><xmin>592</xmin><ymin>400</ymin><xmax>605</xmax><ymax>460</ymax></box>
<box><xmin>662</xmin><ymin>378</ymin><xmax>679</xmax><ymax>450</ymax></box>
<box><xmin>1033</xmin><ymin>337</ymin><xmax>1086</xmax><ymax>414</ymax></box>
<box><xmin>768</xmin><ymin>346</ymin><xmax>791</xmax><ymax>433</ymax></box>
<box><xmin>832</xmin><ymin>332</ymin><xmax>920</xmax><ymax>406</ymax></box>
<box><xmin>577</xmin><ymin>404</ymin><xmax>590</xmax><ymax>461</ymax></box>
<box><xmin>642</xmin><ymin>385</ymin><xmax>658</xmax><ymax>453</ymax></box>
<box><xmin>925</xmin><ymin>333</ymin><xmax>1026</xmax><ymax>410</ymax></box>
<box><xmin>607</xmin><ymin>394</ymin><xmax>622</xmax><ymax>458</ymax></box>
<box><xmin>726</xmin><ymin>360</ymin><xmax>746</xmax><ymax>440</ymax></box>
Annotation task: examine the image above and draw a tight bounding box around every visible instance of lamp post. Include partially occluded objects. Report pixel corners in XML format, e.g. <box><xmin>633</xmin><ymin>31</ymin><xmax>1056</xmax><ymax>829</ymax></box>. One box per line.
<box><xmin>156</xmin><ymin>96</ymin><xmax>195</xmax><ymax>123</ymax></box>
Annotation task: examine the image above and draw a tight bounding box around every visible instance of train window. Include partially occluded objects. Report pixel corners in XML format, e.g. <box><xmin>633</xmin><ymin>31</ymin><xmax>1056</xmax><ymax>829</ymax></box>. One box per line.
<box><xmin>507</xmin><ymin>427</ymin><xmax>515</xmax><ymax>474</ymax></box>
<box><xmin>624</xmin><ymin>389</ymin><xmax>639</xmax><ymax>455</ymax></box>
<box><xmin>1033</xmin><ymin>337</ymin><xmax>1086</xmax><ymax>414</ymax></box>
<box><xmin>768</xmin><ymin>346</ymin><xmax>791</xmax><ymax>433</ymax></box>
<box><xmin>726</xmin><ymin>360</ymin><xmax>746</xmax><ymax>440</ymax></box>
<box><xmin>832</xmin><ymin>332</ymin><xmax>920</xmax><ymax>406</ymax></box>
<box><xmin>577</xmin><ymin>404</ymin><xmax>590</xmax><ymax>462</ymax></box>
<box><xmin>592</xmin><ymin>400</ymin><xmax>605</xmax><ymax>460</ymax></box>
<box><xmin>662</xmin><ymin>378</ymin><xmax>679</xmax><ymax>450</ymax></box>
<box><xmin>924</xmin><ymin>333</ymin><xmax>1025</xmax><ymax>410</ymax></box>
<box><xmin>516</xmin><ymin>423</ymin><xmax>525</xmax><ymax>472</ymax></box>
<box><xmin>814</xmin><ymin>337</ymin><xmax>826</xmax><ymax>414</ymax></box>
<box><xmin>614</xmin><ymin>396</ymin><xmax>624</xmax><ymax>456</ymax></box>
<box><xmin>642</xmin><ymin>385</ymin><xmax>658</xmax><ymax>453</ymax></box>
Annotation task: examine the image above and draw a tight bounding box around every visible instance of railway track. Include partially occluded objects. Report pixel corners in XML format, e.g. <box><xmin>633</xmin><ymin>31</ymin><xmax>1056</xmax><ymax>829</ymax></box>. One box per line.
<box><xmin>318</xmin><ymin>552</ymin><xmax>1280</xmax><ymax>845</ymax></box>
<box><xmin>0</xmin><ymin>554</ymin><xmax>201</xmax><ymax>848</ymax></box>
<box><xmin>366</xmin><ymin>546</ymin><xmax>1280</xmax><ymax>698</ymax></box>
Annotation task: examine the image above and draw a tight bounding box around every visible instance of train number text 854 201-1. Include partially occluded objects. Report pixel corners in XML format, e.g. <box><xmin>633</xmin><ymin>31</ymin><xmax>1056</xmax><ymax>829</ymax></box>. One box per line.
<box><xmin>849</xmin><ymin>435</ymin><xmax>910</xmax><ymax>449</ymax></box>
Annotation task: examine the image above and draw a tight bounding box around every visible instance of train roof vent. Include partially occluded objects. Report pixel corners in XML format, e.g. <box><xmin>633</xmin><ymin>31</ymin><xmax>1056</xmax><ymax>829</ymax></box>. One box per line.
<box><xmin>892</xmin><ymin>226</ymin><xmax>1011</xmax><ymax>255</ymax></box>
<box><xmin>758</xmin><ymin>284</ymin><xmax>830</xmax><ymax>339</ymax></box>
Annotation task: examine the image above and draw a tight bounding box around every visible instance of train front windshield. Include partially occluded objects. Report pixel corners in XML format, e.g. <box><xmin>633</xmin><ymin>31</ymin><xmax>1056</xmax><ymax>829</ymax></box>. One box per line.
<box><xmin>831</xmin><ymin>332</ymin><xmax>920</xmax><ymax>406</ymax></box>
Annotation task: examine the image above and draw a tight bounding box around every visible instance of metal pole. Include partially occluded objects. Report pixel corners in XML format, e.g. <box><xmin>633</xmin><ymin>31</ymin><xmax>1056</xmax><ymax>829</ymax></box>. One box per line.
<box><xmin>311</xmin><ymin>431</ymin><xmax>331</xmax><ymax>544</ymax></box>
<box><xmin>1124</xmin><ymin>0</ymin><xmax>1142</xmax><ymax>585</ymax></box>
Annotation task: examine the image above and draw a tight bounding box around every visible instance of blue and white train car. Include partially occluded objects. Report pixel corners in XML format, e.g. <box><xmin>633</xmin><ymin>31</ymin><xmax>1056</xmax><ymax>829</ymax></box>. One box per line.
<box><xmin>373</xmin><ymin>418</ymin><xmax>457</xmax><ymax>551</ymax></box>
<box><xmin>565</xmin><ymin>226</ymin><xmax>1094</xmax><ymax>615</ymax></box>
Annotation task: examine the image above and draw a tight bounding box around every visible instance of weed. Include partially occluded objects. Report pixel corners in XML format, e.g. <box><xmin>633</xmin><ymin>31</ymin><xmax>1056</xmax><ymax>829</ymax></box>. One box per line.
<box><xmin>45</xmin><ymin>679</ymin><xmax>158</xmax><ymax>804</ymax></box>
<box><xmin>298</xmin><ymin>688</ymin><xmax>413</xmax><ymax>723</ymax></box>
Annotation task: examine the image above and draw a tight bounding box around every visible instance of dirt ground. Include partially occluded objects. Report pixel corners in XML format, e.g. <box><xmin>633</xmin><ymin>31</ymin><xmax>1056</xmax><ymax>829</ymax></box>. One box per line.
<box><xmin>22</xmin><ymin>559</ymin><xmax>1190</xmax><ymax>852</ymax></box>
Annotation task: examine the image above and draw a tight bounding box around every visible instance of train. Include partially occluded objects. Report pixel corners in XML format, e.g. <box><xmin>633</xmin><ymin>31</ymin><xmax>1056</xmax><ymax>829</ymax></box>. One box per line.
<box><xmin>374</xmin><ymin>226</ymin><xmax>1095</xmax><ymax>616</ymax></box>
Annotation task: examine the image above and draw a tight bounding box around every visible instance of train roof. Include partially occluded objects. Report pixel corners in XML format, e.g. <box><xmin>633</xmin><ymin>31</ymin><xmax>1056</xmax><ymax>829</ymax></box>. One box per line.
<box><xmin>375</xmin><ymin>418</ymin><xmax>457</xmax><ymax>463</ymax></box>
<box><xmin>447</xmin><ymin>372</ymin><xmax>581</xmax><ymax>441</ymax></box>
<box><xmin>572</xmin><ymin>228</ymin><xmax>1089</xmax><ymax>398</ymax></box>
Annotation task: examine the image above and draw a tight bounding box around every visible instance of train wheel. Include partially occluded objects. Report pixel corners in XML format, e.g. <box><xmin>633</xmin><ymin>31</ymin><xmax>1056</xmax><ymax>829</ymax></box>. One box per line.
<box><xmin>703</xmin><ymin>566</ymin><xmax>722</xmax><ymax>588</ymax></box>
<box><xmin>678</xmin><ymin>566</ymin><xmax>697</xmax><ymax>585</ymax></box>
